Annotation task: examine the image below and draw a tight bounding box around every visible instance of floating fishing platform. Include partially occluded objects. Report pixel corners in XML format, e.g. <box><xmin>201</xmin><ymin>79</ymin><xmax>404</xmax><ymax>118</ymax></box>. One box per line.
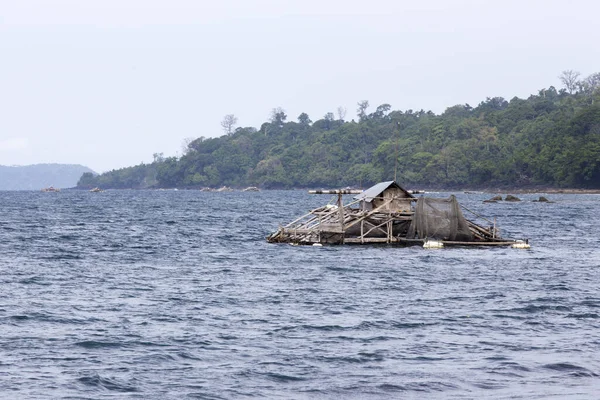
<box><xmin>267</xmin><ymin>181</ymin><xmax>529</xmax><ymax>248</ymax></box>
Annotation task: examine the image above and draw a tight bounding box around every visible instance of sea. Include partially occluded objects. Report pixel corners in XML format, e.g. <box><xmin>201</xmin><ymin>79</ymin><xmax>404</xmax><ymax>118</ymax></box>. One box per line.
<box><xmin>1</xmin><ymin>189</ymin><xmax>599</xmax><ymax>399</ymax></box>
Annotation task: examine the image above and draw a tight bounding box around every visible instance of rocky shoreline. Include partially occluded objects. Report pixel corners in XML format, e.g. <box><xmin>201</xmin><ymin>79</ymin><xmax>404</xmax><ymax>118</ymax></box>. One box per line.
<box><xmin>487</xmin><ymin>188</ymin><xmax>600</xmax><ymax>195</ymax></box>
<box><xmin>413</xmin><ymin>186</ymin><xmax>600</xmax><ymax>195</ymax></box>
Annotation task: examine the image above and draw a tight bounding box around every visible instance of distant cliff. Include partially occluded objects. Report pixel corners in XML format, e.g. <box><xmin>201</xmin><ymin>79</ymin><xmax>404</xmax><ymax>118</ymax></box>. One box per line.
<box><xmin>0</xmin><ymin>164</ymin><xmax>96</xmax><ymax>190</ymax></box>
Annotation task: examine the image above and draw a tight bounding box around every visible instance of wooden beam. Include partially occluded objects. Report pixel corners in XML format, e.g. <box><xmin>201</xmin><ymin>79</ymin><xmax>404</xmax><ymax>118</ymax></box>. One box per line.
<box><xmin>344</xmin><ymin>237</ymin><xmax>399</xmax><ymax>243</ymax></box>
<box><xmin>398</xmin><ymin>238</ymin><xmax>519</xmax><ymax>246</ymax></box>
<box><xmin>360</xmin><ymin>217</ymin><xmax>393</xmax><ymax>238</ymax></box>
<box><xmin>343</xmin><ymin>198</ymin><xmax>394</xmax><ymax>231</ymax></box>
<box><xmin>308</xmin><ymin>189</ymin><xmax>363</xmax><ymax>194</ymax></box>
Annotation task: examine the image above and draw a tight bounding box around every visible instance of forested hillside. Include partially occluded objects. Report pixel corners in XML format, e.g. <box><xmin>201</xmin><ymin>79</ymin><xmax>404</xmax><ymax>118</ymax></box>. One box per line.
<box><xmin>78</xmin><ymin>72</ymin><xmax>600</xmax><ymax>190</ymax></box>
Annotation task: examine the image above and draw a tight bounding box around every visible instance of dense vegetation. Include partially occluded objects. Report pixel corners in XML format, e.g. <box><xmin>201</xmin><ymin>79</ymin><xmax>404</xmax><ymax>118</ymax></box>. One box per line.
<box><xmin>78</xmin><ymin>72</ymin><xmax>600</xmax><ymax>190</ymax></box>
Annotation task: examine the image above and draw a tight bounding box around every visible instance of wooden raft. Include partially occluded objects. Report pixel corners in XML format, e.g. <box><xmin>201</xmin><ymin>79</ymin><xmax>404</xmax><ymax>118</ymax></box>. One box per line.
<box><xmin>266</xmin><ymin>190</ymin><xmax>511</xmax><ymax>246</ymax></box>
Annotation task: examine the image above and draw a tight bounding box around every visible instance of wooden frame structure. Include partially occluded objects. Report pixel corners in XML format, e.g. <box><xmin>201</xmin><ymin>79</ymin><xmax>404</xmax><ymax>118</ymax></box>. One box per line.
<box><xmin>267</xmin><ymin>182</ymin><xmax>525</xmax><ymax>247</ymax></box>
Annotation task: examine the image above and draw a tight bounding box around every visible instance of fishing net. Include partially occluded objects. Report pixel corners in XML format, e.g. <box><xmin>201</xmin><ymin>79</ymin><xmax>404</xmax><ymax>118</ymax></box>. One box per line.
<box><xmin>407</xmin><ymin>195</ymin><xmax>473</xmax><ymax>241</ymax></box>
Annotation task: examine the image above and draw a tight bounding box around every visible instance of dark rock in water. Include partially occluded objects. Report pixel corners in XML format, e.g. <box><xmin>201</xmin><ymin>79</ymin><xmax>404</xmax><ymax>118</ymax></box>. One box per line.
<box><xmin>533</xmin><ymin>196</ymin><xmax>553</xmax><ymax>203</ymax></box>
<box><xmin>504</xmin><ymin>195</ymin><xmax>521</xmax><ymax>202</ymax></box>
<box><xmin>484</xmin><ymin>195</ymin><xmax>503</xmax><ymax>203</ymax></box>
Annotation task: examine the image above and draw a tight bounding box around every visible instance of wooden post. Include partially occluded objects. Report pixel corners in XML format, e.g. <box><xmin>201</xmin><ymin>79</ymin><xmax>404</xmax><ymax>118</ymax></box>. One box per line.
<box><xmin>361</xmin><ymin>220</ymin><xmax>364</xmax><ymax>244</ymax></box>
<box><xmin>338</xmin><ymin>193</ymin><xmax>344</xmax><ymax>243</ymax></box>
<box><xmin>318</xmin><ymin>214</ymin><xmax>322</xmax><ymax>243</ymax></box>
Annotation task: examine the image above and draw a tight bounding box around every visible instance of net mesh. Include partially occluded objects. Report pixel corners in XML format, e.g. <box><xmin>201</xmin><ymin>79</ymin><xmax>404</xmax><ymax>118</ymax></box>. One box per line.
<box><xmin>407</xmin><ymin>195</ymin><xmax>473</xmax><ymax>241</ymax></box>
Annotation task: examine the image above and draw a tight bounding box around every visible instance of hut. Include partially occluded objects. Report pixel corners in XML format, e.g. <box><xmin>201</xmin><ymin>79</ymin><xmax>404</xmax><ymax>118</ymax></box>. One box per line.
<box><xmin>355</xmin><ymin>181</ymin><xmax>414</xmax><ymax>212</ymax></box>
<box><xmin>267</xmin><ymin>181</ymin><xmax>529</xmax><ymax>248</ymax></box>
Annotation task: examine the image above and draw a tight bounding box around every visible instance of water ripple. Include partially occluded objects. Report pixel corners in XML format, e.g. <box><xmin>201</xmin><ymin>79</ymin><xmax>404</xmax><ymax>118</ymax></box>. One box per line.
<box><xmin>1</xmin><ymin>190</ymin><xmax>600</xmax><ymax>398</ymax></box>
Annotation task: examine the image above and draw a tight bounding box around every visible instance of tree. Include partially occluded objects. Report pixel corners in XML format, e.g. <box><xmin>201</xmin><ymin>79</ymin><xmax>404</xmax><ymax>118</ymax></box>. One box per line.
<box><xmin>559</xmin><ymin>70</ymin><xmax>581</xmax><ymax>94</ymax></box>
<box><xmin>181</xmin><ymin>137</ymin><xmax>195</xmax><ymax>155</ymax></box>
<box><xmin>357</xmin><ymin>100</ymin><xmax>369</xmax><ymax>121</ymax></box>
<box><xmin>79</xmin><ymin>79</ymin><xmax>600</xmax><ymax>190</ymax></box>
<box><xmin>270</xmin><ymin>107</ymin><xmax>287</xmax><ymax>127</ymax></box>
<box><xmin>78</xmin><ymin>172</ymin><xmax>97</xmax><ymax>187</ymax></box>
<box><xmin>336</xmin><ymin>106</ymin><xmax>347</xmax><ymax>121</ymax></box>
<box><xmin>323</xmin><ymin>112</ymin><xmax>335</xmax><ymax>130</ymax></box>
<box><xmin>474</xmin><ymin>98</ymin><xmax>507</xmax><ymax>116</ymax></box>
<box><xmin>371</xmin><ymin>103</ymin><xmax>391</xmax><ymax>119</ymax></box>
<box><xmin>153</xmin><ymin>152</ymin><xmax>165</xmax><ymax>163</ymax></box>
<box><xmin>220</xmin><ymin>114</ymin><xmax>238</xmax><ymax>135</ymax></box>
<box><xmin>186</xmin><ymin>137</ymin><xmax>205</xmax><ymax>153</ymax></box>
<box><xmin>583</xmin><ymin>72</ymin><xmax>600</xmax><ymax>94</ymax></box>
<box><xmin>298</xmin><ymin>112</ymin><xmax>312</xmax><ymax>126</ymax></box>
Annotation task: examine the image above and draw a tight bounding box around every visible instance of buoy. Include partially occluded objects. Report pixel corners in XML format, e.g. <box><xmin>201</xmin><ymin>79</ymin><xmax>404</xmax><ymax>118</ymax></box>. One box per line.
<box><xmin>423</xmin><ymin>240</ymin><xmax>444</xmax><ymax>249</ymax></box>
<box><xmin>511</xmin><ymin>240</ymin><xmax>531</xmax><ymax>249</ymax></box>
<box><xmin>313</xmin><ymin>243</ymin><xmax>323</xmax><ymax>247</ymax></box>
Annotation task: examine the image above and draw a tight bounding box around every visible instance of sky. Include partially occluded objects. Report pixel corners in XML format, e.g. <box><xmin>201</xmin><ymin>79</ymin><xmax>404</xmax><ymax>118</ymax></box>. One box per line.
<box><xmin>1</xmin><ymin>0</ymin><xmax>599</xmax><ymax>173</ymax></box>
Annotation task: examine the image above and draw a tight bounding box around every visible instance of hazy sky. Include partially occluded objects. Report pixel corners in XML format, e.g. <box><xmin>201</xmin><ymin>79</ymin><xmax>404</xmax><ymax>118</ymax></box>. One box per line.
<box><xmin>1</xmin><ymin>0</ymin><xmax>599</xmax><ymax>173</ymax></box>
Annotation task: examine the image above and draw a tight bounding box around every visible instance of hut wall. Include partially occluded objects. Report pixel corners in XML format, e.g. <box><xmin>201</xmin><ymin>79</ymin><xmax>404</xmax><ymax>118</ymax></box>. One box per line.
<box><xmin>362</xmin><ymin>202</ymin><xmax>374</xmax><ymax>212</ymax></box>
<box><xmin>373</xmin><ymin>188</ymin><xmax>412</xmax><ymax>212</ymax></box>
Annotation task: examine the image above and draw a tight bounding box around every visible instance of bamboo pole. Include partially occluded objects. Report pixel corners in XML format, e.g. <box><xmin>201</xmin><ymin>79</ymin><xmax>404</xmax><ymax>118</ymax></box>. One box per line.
<box><xmin>288</xmin><ymin>198</ymin><xmax>361</xmax><ymax>230</ymax></box>
<box><xmin>343</xmin><ymin>198</ymin><xmax>394</xmax><ymax>231</ymax></box>
<box><xmin>344</xmin><ymin>237</ymin><xmax>399</xmax><ymax>244</ymax></box>
<box><xmin>361</xmin><ymin>220</ymin><xmax>364</xmax><ymax>244</ymax></box>
<box><xmin>308</xmin><ymin>189</ymin><xmax>363</xmax><ymax>194</ymax></box>
<box><xmin>337</xmin><ymin>193</ymin><xmax>345</xmax><ymax>243</ymax></box>
<box><xmin>361</xmin><ymin>217</ymin><xmax>393</xmax><ymax>238</ymax></box>
<box><xmin>284</xmin><ymin>210</ymin><xmax>319</xmax><ymax>228</ymax></box>
<box><xmin>467</xmin><ymin>220</ymin><xmax>494</xmax><ymax>238</ymax></box>
<box><xmin>461</xmin><ymin>204</ymin><xmax>494</xmax><ymax>225</ymax></box>
<box><xmin>398</xmin><ymin>238</ymin><xmax>519</xmax><ymax>246</ymax></box>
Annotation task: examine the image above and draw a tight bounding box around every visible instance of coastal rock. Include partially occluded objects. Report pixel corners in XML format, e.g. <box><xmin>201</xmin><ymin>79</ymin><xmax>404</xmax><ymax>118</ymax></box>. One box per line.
<box><xmin>483</xmin><ymin>195</ymin><xmax>503</xmax><ymax>203</ymax></box>
<box><xmin>504</xmin><ymin>195</ymin><xmax>521</xmax><ymax>202</ymax></box>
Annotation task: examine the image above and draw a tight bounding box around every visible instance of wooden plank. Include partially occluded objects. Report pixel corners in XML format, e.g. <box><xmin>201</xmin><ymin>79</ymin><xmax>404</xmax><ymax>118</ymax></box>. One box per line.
<box><xmin>467</xmin><ymin>220</ymin><xmax>494</xmax><ymax>237</ymax></box>
<box><xmin>397</xmin><ymin>238</ymin><xmax>518</xmax><ymax>246</ymax></box>
<box><xmin>361</xmin><ymin>217</ymin><xmax>393</xmax><ymax>238</ymax></box>
<box><xmin>344</xmin><ymin>237</ymin><xmax>399</xmax><ymax>243</ymax></box>
<box><xmin>343</xmin><ymin>198</ymin><xmax>394</xmax><ymax>231</ymax></box>
<box><xmin>308</xmin><ymin>189</ymin><xmax>363</xmax><ymax>194</ymax></box>
<box><xmin>282</xmin><ymin>228</ymin><xmax>345</xmax><ymax>234</ymax></box>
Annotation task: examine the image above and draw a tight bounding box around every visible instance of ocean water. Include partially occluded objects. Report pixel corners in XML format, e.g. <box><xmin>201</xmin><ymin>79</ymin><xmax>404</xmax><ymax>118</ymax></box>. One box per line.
<box><xmin>1</xmin><ymin>189</ymin><xmax>600</xmax><ymax>399</ymax></box>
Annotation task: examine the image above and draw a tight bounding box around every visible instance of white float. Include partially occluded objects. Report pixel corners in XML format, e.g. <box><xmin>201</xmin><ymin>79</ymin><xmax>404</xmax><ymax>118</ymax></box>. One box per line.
<box><xmin>423</xmin><ymin>240</ymin><xmax>444</xmax><ymax>249</ymax></box>
<box><xmin>511</xmin><ymin>240</ymin><xmax>531</xmax><ymax>249</ymax></box>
